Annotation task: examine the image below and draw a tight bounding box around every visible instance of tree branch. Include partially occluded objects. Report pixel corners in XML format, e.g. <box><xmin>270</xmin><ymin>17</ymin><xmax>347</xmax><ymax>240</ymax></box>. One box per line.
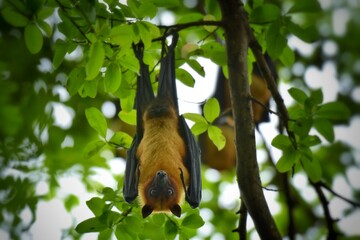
<box><xmin>233</xmin><ymin>197</ymin><xmax>248</xmax><ymax>239</ymax></box>
<box><xmin>237</xmin><ymin>5</ymin><xmax>295</xmax><ymax>145</ymax></box>
<box><xmin>153</xmin><ymin>20</ymin><xmax>223</xmax><ymax>42</ymax></box>
<box><xmin>319</xmin><ymin>181</ymin><xmax>360</xmax><ymax>208</ymax></box>
<box><xmin>217</xmin><ymin>0</ymin><xmax>281</xmax><ymax>238</ymax></box>
<box><xmin>311</xmin><ymin>181</ymin><xmax>339</xmax><ymax>240</ymax></box>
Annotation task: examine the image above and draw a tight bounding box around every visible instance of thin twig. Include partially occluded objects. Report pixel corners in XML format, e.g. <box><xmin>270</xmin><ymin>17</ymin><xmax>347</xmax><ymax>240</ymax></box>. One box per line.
<box><xmin>319</xmin><ymin>181</ymin><xmax>360</xmax><ymax>208</ymax></box>
<box><xmin>311</xmin><ymin>181</ymin><xmax>339</xmax><ymax>240</ymax></box>
<box><xmin>55</xmin><ymin>0</ymin><xmax>91</xmax><ymax>43</ymax></box>
<box><xmin>70</xmin><ymin>0</ymin><xmax>95</xmax><ymax>33</ymax></box>
<box><xmin>249</xmin><ymin>96</ymin><xmax>278</xmax><ymax>115</ymax></box>
<box><xmin>153</xmin><ymin>20</ymin><xmax>223</xmax><ymax>42</ymax></box>
<box><xmin>233</xmin><ymin>197</ymin><xmax>248</xmax><ymax>239</ymax></box>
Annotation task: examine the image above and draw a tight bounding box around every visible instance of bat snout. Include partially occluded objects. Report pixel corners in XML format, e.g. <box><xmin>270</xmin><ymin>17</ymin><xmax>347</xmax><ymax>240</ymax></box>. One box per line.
<box><xmin>156</xmin><ymin>170</ymin><xmax>167</xmax><ymax>178</ymax></box>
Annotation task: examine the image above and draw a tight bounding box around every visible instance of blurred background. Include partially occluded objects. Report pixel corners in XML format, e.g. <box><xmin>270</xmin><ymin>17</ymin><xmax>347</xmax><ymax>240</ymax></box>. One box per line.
<box><xmin>0</xmin><ymin>0</ymin><xmax>360</xmax><ymax>239</ymax></box>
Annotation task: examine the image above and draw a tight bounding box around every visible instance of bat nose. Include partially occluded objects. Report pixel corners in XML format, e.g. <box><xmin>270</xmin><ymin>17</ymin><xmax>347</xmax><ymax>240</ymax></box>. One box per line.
<box><xmin>156</xmin><ymin>170</ymin><xmax>167</xmax><ymax>178</ymax></box>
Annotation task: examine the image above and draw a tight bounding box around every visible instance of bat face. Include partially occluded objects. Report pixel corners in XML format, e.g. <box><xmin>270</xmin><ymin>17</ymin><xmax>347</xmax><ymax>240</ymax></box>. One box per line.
<box><xmin>140</xmin><ymin>170</ymin><xmax>183</xmax><ymax>218</ymax></box>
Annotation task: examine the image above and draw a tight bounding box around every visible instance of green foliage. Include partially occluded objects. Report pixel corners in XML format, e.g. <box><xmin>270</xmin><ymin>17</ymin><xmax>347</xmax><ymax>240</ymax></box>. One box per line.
<box><xmin>184</xmin><ymin>98</ymin><xmax>226</xmax><ymax>150</ymax></box>
<box><xmin>271</xmin><ymin>88</ymin><xmax>350</xmax><ymax>182</ymax></box>
<box><xmin>74</xmin><ymin>186</ymin><xmax>204</xmax><ymax>239</ymax></box>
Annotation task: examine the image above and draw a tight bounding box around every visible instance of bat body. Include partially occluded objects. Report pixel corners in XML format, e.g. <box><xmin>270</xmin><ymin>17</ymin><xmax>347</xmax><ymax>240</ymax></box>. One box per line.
<box><xmin>123</xmin><ymin>34</ymin><xmax>201</xmax><ymax>218</ymax></box>
<box><xmin>200</xmin><ymin>54</ymin><xmax>276</xmax><ymax>171</ymax></box>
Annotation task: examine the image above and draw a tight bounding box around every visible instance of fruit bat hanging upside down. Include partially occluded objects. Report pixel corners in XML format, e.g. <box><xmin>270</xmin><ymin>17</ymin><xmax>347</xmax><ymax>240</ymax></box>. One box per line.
<box><xmin>123</xmin><ymin>33</ymin><xmax>202</xmax><ymax>218</ymax></box>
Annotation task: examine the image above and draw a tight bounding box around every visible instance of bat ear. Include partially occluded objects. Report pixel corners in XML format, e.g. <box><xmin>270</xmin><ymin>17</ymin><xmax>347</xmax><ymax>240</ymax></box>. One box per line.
<box><xmin>142</xmin><ymin>204</ymin><xmax>153</xmax><ymax>218</ymax></box>
<box><xmin>170</xmin><ymin>204</ymin><xmax>181</xmax><ymax>217</ymax></box>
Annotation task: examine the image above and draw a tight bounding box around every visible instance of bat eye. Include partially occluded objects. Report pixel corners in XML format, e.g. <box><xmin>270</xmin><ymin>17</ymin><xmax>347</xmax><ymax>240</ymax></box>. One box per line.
<box><xmin>166</xmin><ymin>188</ymin><xmax>174</xmax><ymax>197</ymax></box>
<box><xmin>150</xmin><ymin>189</ymin><xmax>158</xmax><ymax>197</ymax></box>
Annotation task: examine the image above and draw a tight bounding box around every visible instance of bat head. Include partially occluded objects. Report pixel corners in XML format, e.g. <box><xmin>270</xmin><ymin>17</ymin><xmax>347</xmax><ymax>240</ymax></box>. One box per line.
<box><xmin>141</xmin><ymin>170</ymin><xmax>183</xmax><ymax>218</ymax></box>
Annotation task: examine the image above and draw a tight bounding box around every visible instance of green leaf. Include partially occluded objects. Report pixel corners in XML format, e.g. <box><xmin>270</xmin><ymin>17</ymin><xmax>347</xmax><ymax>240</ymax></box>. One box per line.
<box><xmin>1</xmin><ymin>7</ymin><xmax>29</xmax><ymax>27</ymax></box>
<box><xmin>115</xmin><ymin>224</ymin><xmax>136</xmax><ymax>240</ymax></box>
<box><xmin>250</xmin><ymin>4</ymin><xmax>281</xmax><ymax>24</ymax></box>
<box><xmin>314</xmin><ymin>118</ymin><xmax>334</xmax><ymax>142</ymax></box>
<box><xmin>53</xmin><ymin>39</ymin><xmax>68</xmax><ymax>69</ymax></box>
<box><xmin>152</xmin><ymin>0</ymin><xmax>180</xmax><ymax>8</ymax></box>
<box><xmin>79</xmin><ymin>76</ymin><xmax>99</xmax><ymax>98</ymax></box>
<box><xmin>139</xmin><ymin>1</ymin><xmax>158</xmax><ymax>19</ymax></box>
<box><xmin>178</xmin><ymin>13</ymin><xmax>204</xmax><ymax>24</ymax></box>
<box><xmin>288</xmin><ymin>87</ymin><xmax>308</xmax><ymax>103</ymax></box>
<box><xmin>86</xmin><ymin>41</ymin><xmax>105</xmax><ymax>80</ymax></box>
<box><xmin>83</xmin><ymin>140</ymin><xmax>106</xmax><ymax>158</ymax></box>
<box><xmin>302</xmin><ymin>157</ymin><xmax>322</xmax><ymax>182</ymax></box>
<box><xmin>201</xmin><ymin>41</ymin><xmax>227</xmax><ymax>66</ymax></box>
<box><xmin>86</xmin><ymin>197</ymin><xmax>107</xmax><ymax>216</ymax></box>
<box><xmin>288</xmin><ymin>0</ymin><xmax>321</xmax><ymax>13</ymax></box>
<box><xmin>67</xmin><ymin>67</ymin><xmax>85</xmax><ymax>95</ymax></box>
<box><xmin>183</xmin><ymin>113</ymin><xmax>207</xmax><ymax>124</ymax></box>
<box><xmin>208</xmin><ymin>126</ymin><xmax>226</xmax><ymax>151</ymax></box>
<box><xmin>37</xmin><ymin>6</ymin><xmax>55</xmax><ymax>19</ymax></box>
<box><xmin>203</xmin><ymin>15</ymin><xmax>217</xmax><ymax>32</ymax></box>
<box><xmin>75</xmin><ymin>217</ymin><xmax>107</xmax><ymax>233</ymax></box>
<box><xmin>279</xmin><ymin>45</ymin><xmax>295</xmax><ymax>67</ymax></box>
<box><xmin>293</xmin><ymin>117</ymin><xmax>312</xmax><ymax>138</ymax></box>
<box><xmin>176</xmin><ymin>68</ymin><xmax>195</xmax><ymax>87</ymax></box>
<box><xmin>204</xmin><ymin>98</ymin><xmax>220</xmax><ymax>123</ymax></box>
<box><xmin>119</xmin><ymin>109</ymin><xmax>137</xmax><ymax>126</ymax></box>
<box><xmin>191</xmin><ymin>122</ymin><xmax>209</xmax><ymax>135</ymax></box>
<box><xmin>271</xmin><ymin>134</ymin><xmax>292</xmax><ymax>150</ymax></box>
<box><xmin>85</xmin><ymin>107</ymin><xmax>108</xmax><ymax>138</ymax></box>
<box><xmin>118</xmin><ymin>54</ymin><xmax>139</xmax><ymax>73</ymax></box>
<box><xmin>187</xmin><ymin>59</ymin><xmax>205</xmax><ymax>77</ymax></box>
<box><xmin>64</xmin><ymin>194</ymin><xmax>80</xmax><ymax>212</ymax></box>
<box><xmin>164</xmin><ymin>219</ymin><xmax>178</xmax><ymax>239</ymax></box>
<box><xmin>99</xmin><ymin>229</ymin><xmax>113</xmax><ymax>240</ymax></box>
<box><xmin>316</xmin><ymin>101</ymin><xmax>351</xmax><ymax>121</ymax></box>
<box><xmin>105</xmin><ymin>62</ymin><xmax>122</xmax><ymax>93</ymax></box>
<box><xmin>25</xmin><ymin>23</ymin><xmax>43</xmax><ymax>54</ymax></box>
<box><xmin>310</xmin><ymin>89</ymin><xmax>323</xmax><ymax>105</ymax></box>
<box><xmin>266</xmin><ymin>21</ymin><xmax>287</xmax><ymax>59</ymax></box>
<box><xmin>300</xmin><ymin>135</ymin><xmax>321</xmax><ymax>147</ymax></box>
<box><xmin>183</xmin><ymin>113</ymin><xmax>208</xmax><ymax>135</ymax></box>
<box><xmin>37</xmin><ymin>19</ymin><xmax>52</xmax><ymax>37</ymax></box>
<box><xmin>286</xmin><ymin>20</ymin><xmax>319</xmax><ymax>43</ymax></box>
<box><xmin>108</xmin><ymin>131</ymin><xmax>133</xmax><ymax>149</ymax></box>
<box><xmin>109</xmin><ymin>24</ymin><xmax>134</xmax><ymax>49</ymax></box>
<box><xmin>181</xmin><ymin>213</ymin><xmax>205</xmax><ymax>229</ymax></box>
<box><xmin>276</xmin><ymin>149</ymin><xmax>301</xmax><ymax>173</ymax></box>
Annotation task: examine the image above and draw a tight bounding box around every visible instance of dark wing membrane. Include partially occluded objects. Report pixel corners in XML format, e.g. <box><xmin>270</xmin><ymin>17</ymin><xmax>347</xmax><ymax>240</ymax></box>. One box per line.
<box><xmin>123</xmin><ymin>43</ymin><xmax>154</xmax><ymax>203</ymax></box>
<box><xmin>123</xmin><ymin>134</ymin><xmax>140</xmax><ymax>203</ymax></box>
<box><xmin>179</xmin><ymin>115</ymin><xmax>202</xmax><ymax>208</ymax></box>
<box><xmin>157</xmin><ymin>32</ymin><xmax>179</xmax><ymax>108</ymax></box>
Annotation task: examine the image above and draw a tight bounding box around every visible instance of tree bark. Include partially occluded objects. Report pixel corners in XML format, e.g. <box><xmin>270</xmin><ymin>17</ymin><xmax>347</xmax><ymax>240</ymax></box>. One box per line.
<box><xmin>217</xmin><ymin>0</ymin><xmax>281</xmax><ymax>239</ymax></box>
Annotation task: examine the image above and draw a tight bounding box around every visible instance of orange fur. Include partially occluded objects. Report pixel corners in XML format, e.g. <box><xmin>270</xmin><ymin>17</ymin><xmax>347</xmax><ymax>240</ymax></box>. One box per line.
<box><xmin>136</xmin><ymin>100</ymin><xmax>189</xmax><ymax>214</ymax></box>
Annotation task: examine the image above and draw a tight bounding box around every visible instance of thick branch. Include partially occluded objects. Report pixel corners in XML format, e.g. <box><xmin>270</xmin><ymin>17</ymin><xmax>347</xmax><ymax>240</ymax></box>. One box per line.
<box><xmin>237</xmin><ymin>6</ymin><xmax>295</xmax><ymax>143</ymax></box>
<box><xmin>218</xmin><ymin>0</ymin><xmax>281</xmax><ymax>239</ymax></box>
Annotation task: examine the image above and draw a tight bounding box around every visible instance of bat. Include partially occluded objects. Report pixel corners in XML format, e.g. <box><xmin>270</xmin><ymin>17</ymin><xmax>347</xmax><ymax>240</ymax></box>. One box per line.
<box><xmin>199</xmin><ymin>54</ymin><xmax>276</xmax><ymax>171</ymax></box>
<box><xmin>123</xmin><ymin>33</ymin><xmax>202</xmax><ymax>218</ymax></box>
